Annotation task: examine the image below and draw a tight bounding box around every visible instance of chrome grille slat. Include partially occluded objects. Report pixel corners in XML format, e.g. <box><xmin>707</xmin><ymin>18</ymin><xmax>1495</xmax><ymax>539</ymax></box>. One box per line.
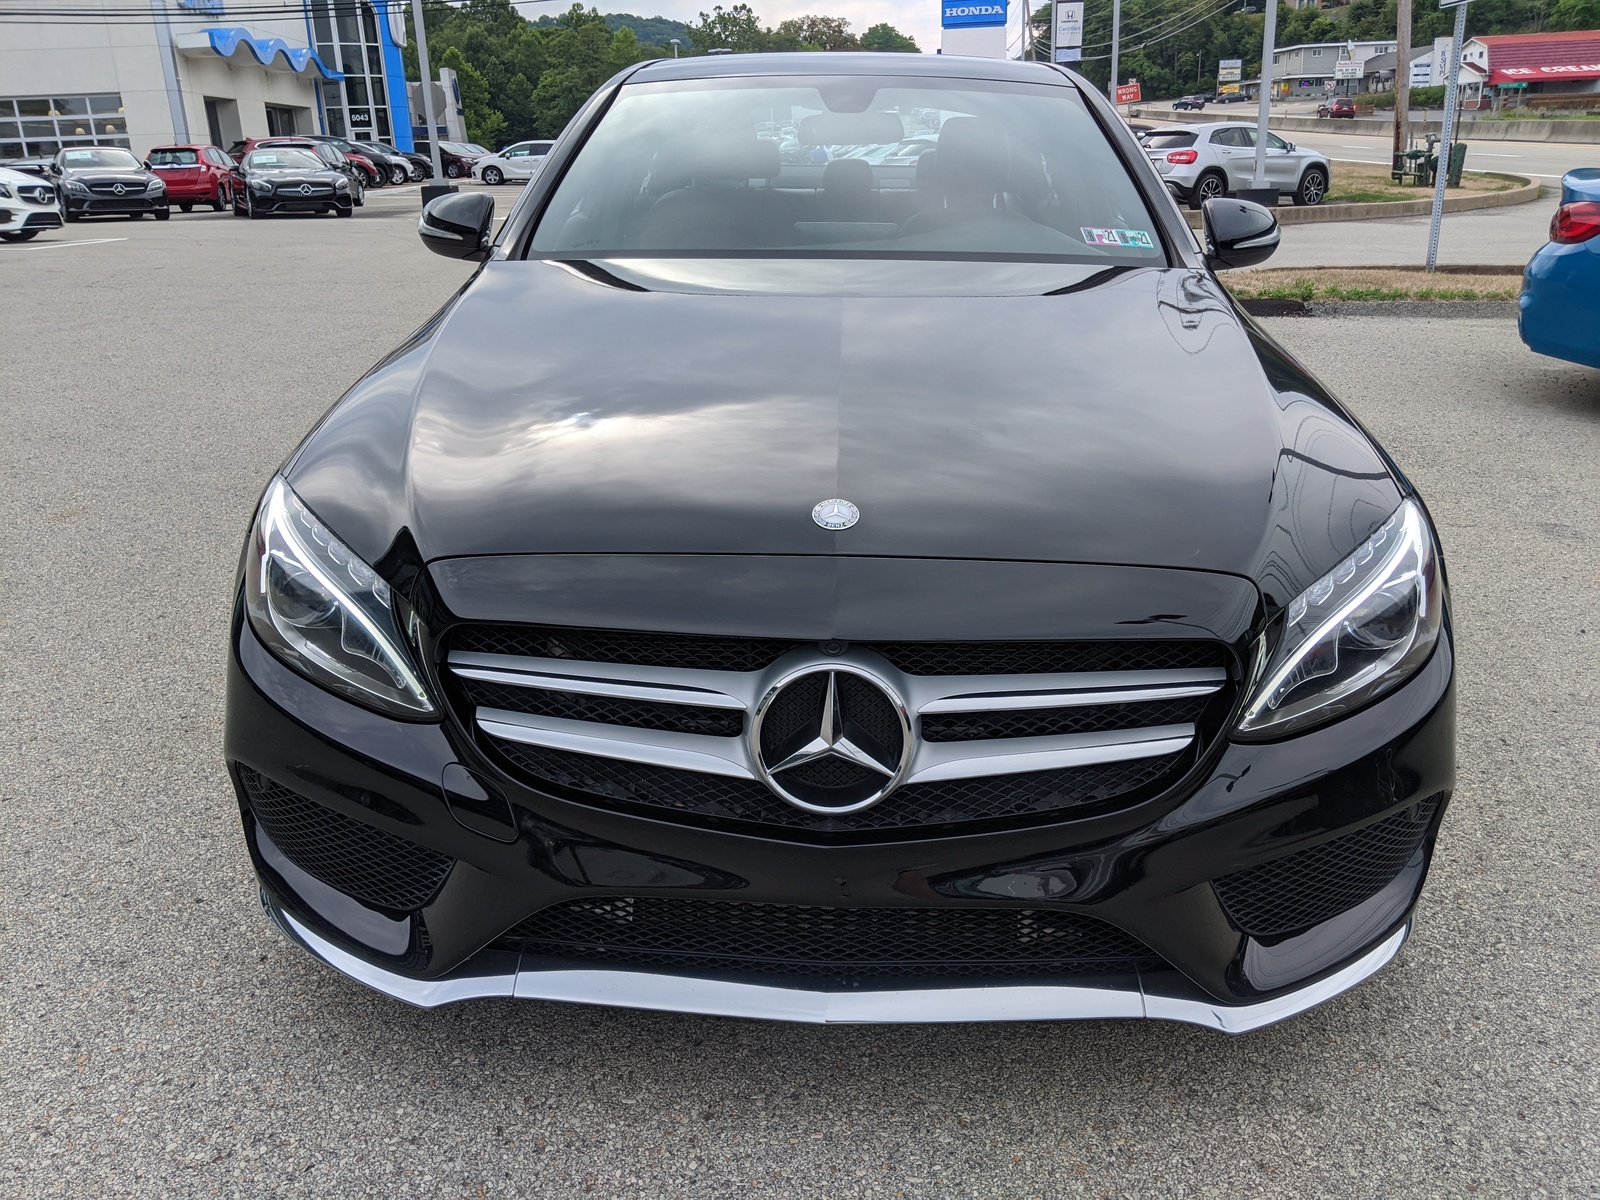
<box><xmin>451</xmin><ymin>662</ymin><xmax>747</xmax><ymax>709</ymax></box>
<box><xmin>912</xmin><ymin>669</ymin><xmax>1225</xmax><ymax>714</ymax></box>
<box><xmin>904</xmin><ymin>724</ymin><xmax>1196</xmax><ymax>784</ymax></box>
<box><xmin>477</xmin><ymin>708</ymin><xmax>755</xmax><ymax>779</ymax></box>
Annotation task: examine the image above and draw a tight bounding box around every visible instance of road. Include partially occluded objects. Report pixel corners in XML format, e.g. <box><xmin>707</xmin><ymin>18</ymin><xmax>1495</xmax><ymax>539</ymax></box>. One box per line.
<box><xmin>3</xmin><ymin>205</ymin><xmax>1597</xmax><ymax>1198</ymax></box>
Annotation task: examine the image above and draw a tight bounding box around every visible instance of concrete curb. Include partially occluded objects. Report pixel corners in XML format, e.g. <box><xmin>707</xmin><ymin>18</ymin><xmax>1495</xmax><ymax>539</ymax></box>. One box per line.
<box><xmin>1142</xmin><ymin>108</ymin><xmax>1600</xmax><ymax>143</ymax></box>
<box><xmin>1181</xmin><ymin>175</ymin><xmax>1540</xmax><ymax>228</ymax></box>
<box><xmin>1241</xmin><ymin>298</ymin><xmax>1519</xmax><ymax>319</ymax></box>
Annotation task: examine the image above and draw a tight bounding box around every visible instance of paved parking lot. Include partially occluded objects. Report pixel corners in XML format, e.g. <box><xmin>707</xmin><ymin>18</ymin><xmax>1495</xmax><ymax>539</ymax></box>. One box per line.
<box><xmin>2</xmin><ymin>204</ymin><xmax>1596</xmax><ymax>1198</ymax></box>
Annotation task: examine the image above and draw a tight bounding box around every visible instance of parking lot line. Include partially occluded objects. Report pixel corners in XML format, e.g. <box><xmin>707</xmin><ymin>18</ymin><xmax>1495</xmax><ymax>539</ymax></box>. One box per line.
<box><xmin>21</xmin><ymin>237</ymin><xmax>129</xmax><ymax>250</ymax></box>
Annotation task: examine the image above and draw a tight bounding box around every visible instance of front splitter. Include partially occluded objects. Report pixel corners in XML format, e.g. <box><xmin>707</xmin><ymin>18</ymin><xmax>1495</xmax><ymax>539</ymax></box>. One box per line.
<box><xmin>261</xmin><ymin>890</ymin><xmax>1410</xmax><ymax>1034</ymax></box>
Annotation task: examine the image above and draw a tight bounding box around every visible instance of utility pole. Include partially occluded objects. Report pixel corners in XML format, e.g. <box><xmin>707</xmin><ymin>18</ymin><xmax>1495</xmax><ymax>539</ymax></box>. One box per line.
<box><xmin>1108</xmin><ymin>0</ymin><xmax>1122</xmax><ymax>104</ymax></box>
<box><xmin>1394</xmin><ymin>0</ymin><xmax>1412</xmax><ymax>174</ymax></box>
<box><xmin>411</xmin><ymin>0</ymin><xmax>446</xmax><ymax>196</ymax></box>
<box><xmin>1252</xmin><ymin>0</ymin><xmax>1278</xmax><ymax>189</ymax></box>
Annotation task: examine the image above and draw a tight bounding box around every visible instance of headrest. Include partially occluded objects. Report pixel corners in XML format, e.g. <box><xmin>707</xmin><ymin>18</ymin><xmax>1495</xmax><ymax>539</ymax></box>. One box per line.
<box><xmin>822</xmin><ymin>157</ymin><xmax>874</xmax><ymax>194</ymax></box>
<box><xmin>686</xmin><ymin>136</ymin><xmax>781</xmax><ymax>182</ymax></box>
<box><xmin>934</xmin><ymin>117</ymin><xmax>1011</xmax><ymax>193</ymax></box>
<box><xmin>912</xmin><ymin>148</ymin><xmax>938</xmax><ymax>188</ymax></box>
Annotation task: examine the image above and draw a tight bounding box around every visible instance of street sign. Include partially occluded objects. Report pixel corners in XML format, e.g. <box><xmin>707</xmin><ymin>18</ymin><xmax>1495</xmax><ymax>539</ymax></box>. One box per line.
<box><xmin>1053</xmin><ymin>1</ymin><xmax>1083</xmax><ymax>64</ymax></box>
<box><xmin>1218</xmin><ymin>58</ymin><xmax>1242</xmax><ymax>82</ymax></box>
<box><xmin>1115</xmin><ymin>81</ymin><xmax>1142</xmax><ymax>104</ymax></box>
<box><xmin>1334</xmin><ymin>59</ymin><xmax>1362</xmax><ymax>80</ymax></box>
<box><xmin>1219</xmin><ymin>83</ymin><xmax>1241</xmax><ymax>94</ymax></box>
<box><xmin>1436</xmin><ymin>0</ymin><xmax>1468</xmax><ymax>7</ymax></box>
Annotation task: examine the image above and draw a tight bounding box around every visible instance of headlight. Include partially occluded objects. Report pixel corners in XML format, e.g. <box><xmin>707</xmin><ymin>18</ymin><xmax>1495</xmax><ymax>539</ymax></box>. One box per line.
<box><xmin>145</xmin><ymin>178</ymin><xmax>165</xmax><ymax>194</ymax></box>
<box><xmin>250</xmin><ymin>177</ymin><xmax>275</xmax><ymax>193</ymax></box>
<box><xmin>334</xmin><ymin>177</ymin><xmax>350</xmax><ymax>190</ymax></box>
<box><xmin>0</xmin><ymin>182</ymin><xmax>11</xmax><ymax>199</ymax></box>
<box><xmin>65</xmin><ymin>179</ymin><xmax>89</xmax><ymax>193</ymax></box>
<box><xmin>1235</xmin><ymin>499</ymin><xmax>1442</xmax><ymax>739</ymax></box>
<box><xmin>244</xmin><ymin>477</ymin><xmax>434</xmax><ymax>717</ymax></box>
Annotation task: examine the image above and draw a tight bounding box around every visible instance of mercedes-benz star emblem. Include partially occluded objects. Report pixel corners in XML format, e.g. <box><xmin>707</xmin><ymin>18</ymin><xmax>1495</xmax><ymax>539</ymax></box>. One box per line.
<box><xmin>812</xmin><ymin>499</ymin><xmax>859</xmax><ymax>530</ymax></box>
<box><xmin>752</xmin><ymin>666</ymin><xmax>910</xmax><ymax>814</ymax></box>
<box><xmin>300</xmin><ymin>183</ymin><xmax>313</xmax><ymax>195</ymax></box>
<box><xmin>112</xmin><ymin>183</ymin><xmax>126</xmax><ymax>195</ymax></box>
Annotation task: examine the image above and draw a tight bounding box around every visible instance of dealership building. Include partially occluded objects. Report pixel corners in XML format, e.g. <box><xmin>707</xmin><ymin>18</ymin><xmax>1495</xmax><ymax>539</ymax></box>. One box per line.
<box><xmin>0</xmin><ymin>0</ymin><xmax>416</xmax><ymax>159</ymax></box>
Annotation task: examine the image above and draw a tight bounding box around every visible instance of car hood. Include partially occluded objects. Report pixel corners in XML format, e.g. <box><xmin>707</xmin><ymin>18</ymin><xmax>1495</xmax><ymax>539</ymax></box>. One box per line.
<box><xmin>61</xmin><ymin>169</ymin><xmax>150</xmax><ymax>184</ymax></box>
<box><xmin>286</xmin><ymin>260</ymin><xmax>1402</xmax><ymax>607</ymax></box>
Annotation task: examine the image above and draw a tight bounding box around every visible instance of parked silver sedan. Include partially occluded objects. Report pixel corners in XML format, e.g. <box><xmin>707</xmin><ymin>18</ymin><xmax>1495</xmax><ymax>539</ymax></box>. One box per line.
<box><xmin>1142</xmin><ymin>122</ymin><xmax>1330</xmax><ymax>209</ymax></box>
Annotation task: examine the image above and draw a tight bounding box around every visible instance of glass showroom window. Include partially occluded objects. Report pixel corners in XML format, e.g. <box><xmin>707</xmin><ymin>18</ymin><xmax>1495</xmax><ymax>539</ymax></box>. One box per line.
<box><xmin>0</xmin><ymin>94</ymin><xmax>129</xmax><ymax>158</ymax></box>
<box><xmin>308</xmin><ymin>0</ymin><xmax>393</xmax><ymax>141</ymax></box>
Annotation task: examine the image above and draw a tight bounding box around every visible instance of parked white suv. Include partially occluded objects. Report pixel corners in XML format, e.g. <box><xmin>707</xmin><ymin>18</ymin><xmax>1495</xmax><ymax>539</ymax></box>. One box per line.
<box><xmin>1142</xmin><ymin>123</ymin><xmax>1330</xmax><ymax>210</ymax></box>
<box><xmin>473</xmin><ymin>140</ymin><xmax>554</xmax><ymax>185</ymax></box>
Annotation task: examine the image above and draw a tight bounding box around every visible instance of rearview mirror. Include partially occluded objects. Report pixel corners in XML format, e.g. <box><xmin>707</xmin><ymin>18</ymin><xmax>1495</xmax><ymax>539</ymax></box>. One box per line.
<box><xmin>1201</xmin><ymin>197</ymin><xmax>1279</xmax><ymax>270</ymax></box>
<box><xmin>418</xmin><ymin>190</ymin><xmax>495</xmax><ymax>260</ymax></box>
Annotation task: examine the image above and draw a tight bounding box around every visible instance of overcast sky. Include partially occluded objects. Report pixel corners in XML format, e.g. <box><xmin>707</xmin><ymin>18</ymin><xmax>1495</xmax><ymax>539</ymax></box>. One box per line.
<box><xmin>520</xmin><ymin>0</ymin><xmax>945</xmax><ymax>57</ymax></box>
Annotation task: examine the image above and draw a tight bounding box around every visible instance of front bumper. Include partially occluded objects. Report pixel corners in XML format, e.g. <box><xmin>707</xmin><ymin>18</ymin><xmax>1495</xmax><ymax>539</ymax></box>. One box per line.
<box><xmin>226</xmin><ymin>608</ymin><xmax>1455</xmax><ymax>1029</ymax></box>
<box><xmin>256</xmin><ymin>193</ymin><xmax>352</xmax><ymax>214</ymax></box>
<box><xmin>65</xmin><ymin>193</ymin><xmax>167</xmax><ymax>215</ymax></box>
<box><xmin>0</xmin><ymin>201</ymin><xmax>62</xmax><ymax>233</ymax></box>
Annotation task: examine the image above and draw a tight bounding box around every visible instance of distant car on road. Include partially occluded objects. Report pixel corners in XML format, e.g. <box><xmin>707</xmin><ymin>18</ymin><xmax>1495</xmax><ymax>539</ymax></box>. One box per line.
<box><xmin>148</xmin><ymin>144</ymin><xmax>235</xmax><ymax>212</ymax></box>
<box><xmin>1519</xmin><ymin>168</ymin><xmax>1600</xmax><ymax>369</ymax></box>
<box><xmin>474</xmin><ymin>140</ymin><xmax>555</xmax><ymax>185</ymax></box>
<box><xmin>1172</xmin><ymin>95</ymin><xmax>1208</xmax><ymax>110</ymax></box>
<box><xmin>1214</xmin><ymin>92</ymin><xmax>1250</xmax><ymax>104</ymax></box>
<box><xmin>1143</xmin><ymin>122</ymin><xmax>1330</xmax><ymax>209</ymax></box>
<box><xmin>0</xmin><ymin>165</ymin><xmax>62</xmax><ymax>242</ymax></box>
<box><xmin>1318</xmin><ymin>97</ymin><xmax>1357</xmax><ymax>119</ymax></box>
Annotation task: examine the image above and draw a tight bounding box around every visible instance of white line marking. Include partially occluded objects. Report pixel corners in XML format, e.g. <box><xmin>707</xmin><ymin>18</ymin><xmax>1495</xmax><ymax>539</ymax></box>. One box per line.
<box><xmin>21</xmin><ymin>237</ymin><xmax>129</xmax><ymax>250</ymax></box>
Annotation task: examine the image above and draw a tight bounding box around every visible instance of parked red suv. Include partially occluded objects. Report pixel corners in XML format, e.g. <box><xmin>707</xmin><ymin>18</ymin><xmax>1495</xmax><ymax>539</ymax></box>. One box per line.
<box><xmin>1318</xmin><ymin>96</ymin><xmax>1357</xmax><ymax>118</ymax></box>
<box><xmin>148</xmin><ymin>144</ymin><xmax>235</xmax><ymax>212</ymax></box>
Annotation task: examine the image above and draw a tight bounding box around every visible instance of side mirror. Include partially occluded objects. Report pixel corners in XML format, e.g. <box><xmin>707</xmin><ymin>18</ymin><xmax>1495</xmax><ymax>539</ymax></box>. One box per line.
<box><xmin>143</xmin><ymin>160</ymin><xmax>153</xmax><ymax>171</ymax></box>
<box><xmin>1202</xmin><ymin>197</ymin><xmax>1279</xmax><ymax>270</ymax></box>
<box><xmin>419</xmin><ymin>190</ymin><xmax>495</xmax><ymax>260</ymax></box>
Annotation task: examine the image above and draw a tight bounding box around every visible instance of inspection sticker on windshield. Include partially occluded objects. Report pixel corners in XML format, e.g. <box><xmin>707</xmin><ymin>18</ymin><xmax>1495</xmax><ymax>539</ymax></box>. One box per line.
<box><xmin>1080</xmin><ymin>227</ymin><xmax>1155</xmax><ymax>249</ymax></box>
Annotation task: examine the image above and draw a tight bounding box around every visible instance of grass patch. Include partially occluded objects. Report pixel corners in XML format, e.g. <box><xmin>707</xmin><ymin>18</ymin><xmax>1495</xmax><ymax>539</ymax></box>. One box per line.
<box><xmin>1324</xmin><ymin>161</ymin><xmax>1518</xmax><ymax>205</ymax></box>
<box><xmin>1225</xmin><ymin>267</ymin><xmax>1522</xmax><ymax>302</ymax></box>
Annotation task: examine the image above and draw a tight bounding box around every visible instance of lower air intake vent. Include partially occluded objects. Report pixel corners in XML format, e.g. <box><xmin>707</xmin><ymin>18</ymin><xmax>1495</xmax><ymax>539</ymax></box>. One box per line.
<box><xmin>237</xmin><ymin>765</ymin><xmax>452</xmax><ymax>912</ymax></box>
<box><xmin>497</xmin><ymin>897</ymin><xmax>1164</xmax><ymax>986</ymax></box>
<box><xmin>1213</xmin><ymin>795</ymin><xmax>1444</xmax><ymax>939</ymax></box>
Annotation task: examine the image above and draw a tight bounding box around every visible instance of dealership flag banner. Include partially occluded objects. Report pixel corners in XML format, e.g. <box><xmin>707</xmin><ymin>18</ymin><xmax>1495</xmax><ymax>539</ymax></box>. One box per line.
<box><xmin>1053</xmin><ymin>1</ymin><xmax>1084</xmax><ymax>64</ymax></box>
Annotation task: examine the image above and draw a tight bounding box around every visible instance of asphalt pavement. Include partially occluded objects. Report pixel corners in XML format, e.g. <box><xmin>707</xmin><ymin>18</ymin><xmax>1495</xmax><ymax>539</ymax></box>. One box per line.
<box><xmin>2</xmin><ymin>204</ymin><xmax>1596</xmax><ymax>1198</ymax></box>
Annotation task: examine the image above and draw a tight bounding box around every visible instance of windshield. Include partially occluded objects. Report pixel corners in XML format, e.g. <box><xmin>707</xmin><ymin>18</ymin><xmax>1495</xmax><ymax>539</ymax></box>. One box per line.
<box><xmin>246</xmin><ymin>149</ymin><xmax>323</xmax><ymax>171</ymax></box>
<box><xmin>149</xmin><ymin>148</ymin><xmax>199</xmax><ymax>166</ymax></box>
<box><xmin>529</xmin><ymin>76</ymin><xmax>1163</xmax><ymax>264</ymax></box>
<box><xmin>59</xmin><ymin>147</ymin><xmax>141</xmax><ymax>170</ymax></box>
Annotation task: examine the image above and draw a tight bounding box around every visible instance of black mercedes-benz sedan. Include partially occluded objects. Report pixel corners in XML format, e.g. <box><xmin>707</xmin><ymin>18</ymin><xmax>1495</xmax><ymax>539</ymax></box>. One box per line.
<box><xmin>54</xmin><ymin>146</ymin><xmax>169</xmax><ymax>221</ymax></box>
<box><xmin>225</xmin><ymin>54</ymin><xmax>1453</xmax><ymax>1031</ymax></box>
<box><xmin>231</xmin><ymin>148</ymin><xmax>353</xmax><ymax>219</ymax></box>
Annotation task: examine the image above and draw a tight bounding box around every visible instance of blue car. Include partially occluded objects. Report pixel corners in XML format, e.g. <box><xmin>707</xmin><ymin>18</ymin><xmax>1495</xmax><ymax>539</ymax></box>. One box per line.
<box><xmin>1520</xmin><ymin>168</ymin><xmax>1600</xmax><ymax>369</ymax></box>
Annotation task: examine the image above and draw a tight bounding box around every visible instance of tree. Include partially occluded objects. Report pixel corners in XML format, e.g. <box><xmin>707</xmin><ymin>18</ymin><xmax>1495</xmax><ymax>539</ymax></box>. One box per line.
<box><xmin>438</xmin><ymin>46</ymin><xmax>507</xmax><ymax>148</ymax></box>
<box><xmin>772</xmin><ymin>14</ymin><xmax>860</xmax><ymax>49</ymax></box>
<box><xmin>689</xmin><ymin>4</ymin><xmax>767</xmax><ymax>52</ymax></box>
<box><xmin>1548</xmin><ymin>0</ymin><xmax>1600</xmax><ymax>29</ymax></box>
<box><xmin>860</xmin><ymin>22</ymin><xmax>920</xmax><ymax>51</ymax></box>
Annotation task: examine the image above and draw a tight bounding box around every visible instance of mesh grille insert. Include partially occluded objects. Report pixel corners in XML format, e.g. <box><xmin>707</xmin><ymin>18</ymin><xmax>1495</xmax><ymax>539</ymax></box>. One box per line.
<box><xmin>1214</xmin><ymin>795</ymin><xmax>1443</xmax><ymax>939</ymax></box>
<box><xmin>486</xmin><ymin>740</ymin><xmax>1185</xmax><ymax>835</ymax></box>
<box><xmin>498</xmin><ymin>897</ymin><xmax>1164</xmax><ymax>985</ymax></box>
<box><xmin>450</xmin><ymin>625</ymin><xmax>1229</xmax><ymax>678</ymax></box>
<box><xmin>238</xmin><ymin>765</ymin><xmax>452</xmax><ymax>913</ymax></box>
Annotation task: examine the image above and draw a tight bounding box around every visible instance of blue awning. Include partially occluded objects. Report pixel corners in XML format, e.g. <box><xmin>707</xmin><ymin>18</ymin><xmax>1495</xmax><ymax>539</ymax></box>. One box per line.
<box><xmin>201</xmin><ymin>27</ymin><xmax>343</xmax><ymax>80</ymax></box>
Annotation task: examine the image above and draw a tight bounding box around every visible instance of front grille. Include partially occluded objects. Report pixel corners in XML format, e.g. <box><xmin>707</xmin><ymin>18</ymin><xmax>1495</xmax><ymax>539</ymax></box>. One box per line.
<box><xmin>274</xmin><ymin>184</ymin><xmax>332</xmax><ymax>196</ymax></box>
<box><xmin>237</xmin><ymin>765</ymin><xmax>452</xmax><ymax>912</ymax></box>
<box><xmin>460</xmin><ymin>676</ymin><xmax>742</xmax><ymax>737</ymax></box>
<box><xmin>497</xmin><ymin>896</ymin><xmax>1164</xmax><ymax>986</ymax></box>
<box><xmin>1213</xmin><ymin>795</ymin><xmax>1444</xmax><ymax>939</ymax></box>
<box><xmin>489</xmin><ymin>740</ymin><xmax>1185</xmax><ymax>833</ymax></box>
<box><xmin>449</xmin><ymin>623</ymin><xmax>1234</xmax><ymax>837</ymax></box>
<box><xmin>88</xmin><ymin>182</ymin><xmax>143</xmax><ymax>195</ymax></box>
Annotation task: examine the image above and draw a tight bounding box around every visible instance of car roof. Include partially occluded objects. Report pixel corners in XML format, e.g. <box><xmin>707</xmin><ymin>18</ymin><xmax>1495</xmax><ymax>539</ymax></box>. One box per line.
<box><xmin>631</xmin><ymin>51</ymin><xmax>1073</xmax><ymax>86</ymax></box>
